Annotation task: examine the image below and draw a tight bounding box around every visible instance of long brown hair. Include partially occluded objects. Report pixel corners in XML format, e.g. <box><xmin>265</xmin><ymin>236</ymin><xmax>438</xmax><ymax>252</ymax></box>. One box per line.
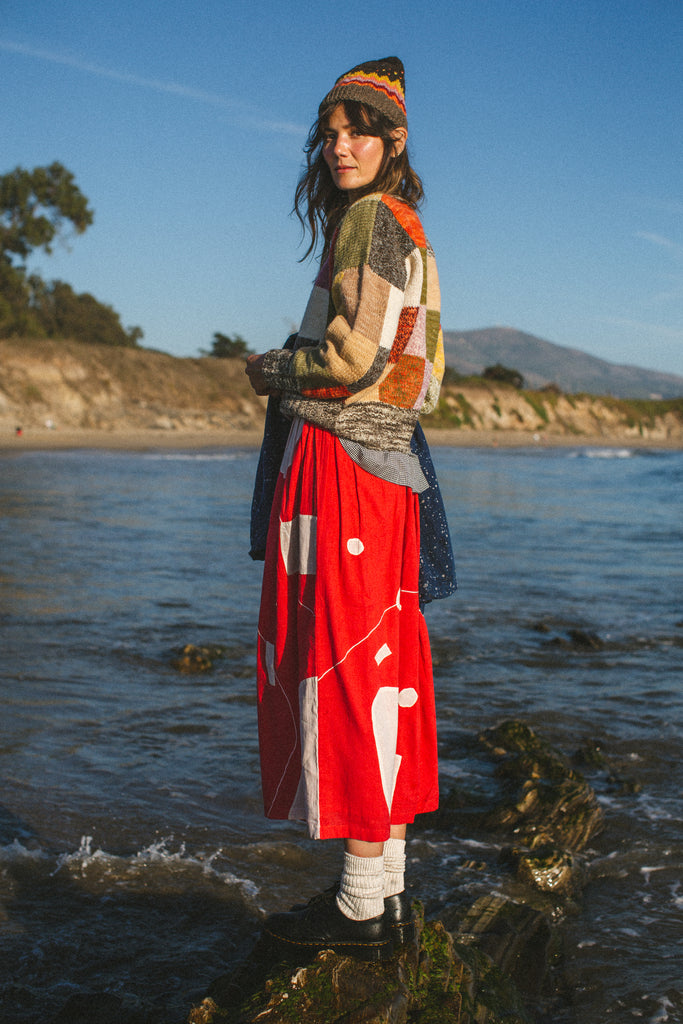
<box><xmin>293</xmin><ymin>100</ymin><xmax>424</xmax><ymax>260</ymax></box>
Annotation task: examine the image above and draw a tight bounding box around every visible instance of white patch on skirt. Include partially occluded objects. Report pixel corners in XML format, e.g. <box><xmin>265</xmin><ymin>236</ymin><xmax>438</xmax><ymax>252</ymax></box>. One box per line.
<box><xmin>288</xmin><ymin>676</ymin><xmax>320</xmax><ymax>838</ymax></box>
<box><xmin>280</xmin><ymin>514</ymin><xmax>317</xmax><ymax>576</ymax></box>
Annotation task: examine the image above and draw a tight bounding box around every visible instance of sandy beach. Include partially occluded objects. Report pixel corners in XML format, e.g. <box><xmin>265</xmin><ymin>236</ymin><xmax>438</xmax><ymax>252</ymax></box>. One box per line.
<box><xmin>3</xmin><ymin>424</ymin><xmax>682</xmax><ymax>453</ymax></box>
<box><xmin>1</xmin><ymin>426</ymin><xmax>267</xmax><ymax>453</ymax></box>
<box><xmin>2</xmin><ymin>424</ymin><xmax>682</xmax><ymax>453</ymax></box>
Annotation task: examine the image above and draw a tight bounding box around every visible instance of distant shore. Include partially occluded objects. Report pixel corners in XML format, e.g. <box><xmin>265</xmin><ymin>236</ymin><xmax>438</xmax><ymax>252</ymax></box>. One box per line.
<box><xmin>3</xmin><ymin>424</ymin><xmax>682</xmax><ymax>454</ymax></box>
<box><xmin>3</xmin><ymin>340</ymin><xmax>682</xmax><ymax>453</ymax></box>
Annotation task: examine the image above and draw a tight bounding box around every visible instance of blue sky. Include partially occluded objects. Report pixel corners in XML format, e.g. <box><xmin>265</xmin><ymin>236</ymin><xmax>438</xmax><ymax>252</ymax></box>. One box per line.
<box><xmin>2</xmin><ymin>0</ymin><xmax>682</xmax><ymax>376</ymax></box>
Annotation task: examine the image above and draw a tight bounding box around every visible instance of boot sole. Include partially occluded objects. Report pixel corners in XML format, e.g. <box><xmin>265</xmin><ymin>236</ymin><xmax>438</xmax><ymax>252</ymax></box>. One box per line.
<box><xmin>264</xmin><ymin>927</ymin><xmax>394</xmax><ymax>963</ymax></box>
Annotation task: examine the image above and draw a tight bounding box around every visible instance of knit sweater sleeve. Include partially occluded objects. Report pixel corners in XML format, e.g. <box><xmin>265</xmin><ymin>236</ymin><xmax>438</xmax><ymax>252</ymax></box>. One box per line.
<box><xmin>262</xmin><ymin>196</ymin><xmax>415</xmax><ymax>395</ymax></box>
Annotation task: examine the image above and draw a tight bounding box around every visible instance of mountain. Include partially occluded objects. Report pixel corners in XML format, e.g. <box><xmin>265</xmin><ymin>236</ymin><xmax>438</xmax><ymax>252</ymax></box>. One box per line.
<box><xmin>443</xmin><ymin>327</ymin><xmax>683</xmax><ymax>399</ymax></box>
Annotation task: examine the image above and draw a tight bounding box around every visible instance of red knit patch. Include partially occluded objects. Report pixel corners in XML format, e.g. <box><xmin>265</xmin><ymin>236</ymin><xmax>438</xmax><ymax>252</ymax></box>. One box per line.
<box><xmin>388</xmin><ymin>307</ymin><xmax>419</xmax><ymax>363</ymax></box>
<box><xmin>302</xmin><ymin>385</ymin><xmax>351</xmax><ymax>400</ymax></box>
<box><xmin>315</xmin><ymin>249</ymin><xmax>333</xmax><ymax>290</ymax></box>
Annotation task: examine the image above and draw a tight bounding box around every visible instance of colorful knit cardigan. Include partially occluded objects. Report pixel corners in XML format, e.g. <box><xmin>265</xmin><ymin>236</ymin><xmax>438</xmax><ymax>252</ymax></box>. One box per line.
<box><xmin>262</xmin><ymin>193</ymin><xmax>444</xmax><ymax>452</ymax></box>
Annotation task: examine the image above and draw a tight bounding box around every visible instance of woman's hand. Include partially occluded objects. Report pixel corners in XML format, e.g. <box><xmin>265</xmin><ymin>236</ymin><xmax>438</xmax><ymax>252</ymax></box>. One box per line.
<box><xmin>245</xmin><ymin>353</ymin><xmax>277</xmax><ymax>396</ymax></box>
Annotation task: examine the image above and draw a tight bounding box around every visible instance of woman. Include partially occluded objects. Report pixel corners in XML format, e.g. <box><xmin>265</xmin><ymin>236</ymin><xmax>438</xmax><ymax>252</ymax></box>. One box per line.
<box><xmin>246</xmin><ymin>57</ymin><xmax>446</xmax><ymax>962</ymax></box>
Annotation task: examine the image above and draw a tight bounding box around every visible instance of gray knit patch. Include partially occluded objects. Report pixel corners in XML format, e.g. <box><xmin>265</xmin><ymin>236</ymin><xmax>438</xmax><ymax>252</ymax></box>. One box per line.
<box><xmin>279</xmin><ymin>396</ymin><xmax>417</xmax><ymax>452</ymax></box>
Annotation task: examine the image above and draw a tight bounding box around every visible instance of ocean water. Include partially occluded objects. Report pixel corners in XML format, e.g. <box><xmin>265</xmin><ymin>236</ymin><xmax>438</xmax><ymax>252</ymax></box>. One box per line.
<box><xmin>0</xmin><ymin>442</ymin><xmax>681</xmax><ymax>1023</ymax></box>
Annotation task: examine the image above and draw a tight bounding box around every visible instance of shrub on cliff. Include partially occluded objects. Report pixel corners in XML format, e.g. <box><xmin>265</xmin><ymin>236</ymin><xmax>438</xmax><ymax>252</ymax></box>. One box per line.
<box><xmin>483</xmin><ymin>363</ymin><xmax>525</xmax><ymax>389</ymax></box>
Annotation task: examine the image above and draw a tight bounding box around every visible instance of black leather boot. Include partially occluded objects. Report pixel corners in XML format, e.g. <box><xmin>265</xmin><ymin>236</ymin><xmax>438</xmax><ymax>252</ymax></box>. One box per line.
<box><xmin>264</xmin><ymin>887</ymin><xmax>393</xmax><ymax>962</ymax></box>
<box><xmin>383</xmin><ymin>890</ymin><xmax>415</xmax><ymax>947</ymax></box>
<box><xmin>288</xmin><ymin>884</ymin><xmax>415</xmax><ymax>948</ymax></box>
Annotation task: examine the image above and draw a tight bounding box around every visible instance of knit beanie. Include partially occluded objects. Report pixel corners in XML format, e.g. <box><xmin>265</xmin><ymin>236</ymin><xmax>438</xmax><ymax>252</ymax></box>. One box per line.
<box><xmin>319</xmin><ymin>57</ymin><xmax>407</xmax><ymax>130</ymax></box>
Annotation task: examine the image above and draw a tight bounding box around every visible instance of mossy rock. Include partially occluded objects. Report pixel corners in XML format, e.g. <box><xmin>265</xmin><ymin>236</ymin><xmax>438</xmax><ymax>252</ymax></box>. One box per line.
<box><xmin>503</xmin><ymin>844</ymin><xmax>580</xmax><ymax>897</ymax></box>
<box><xmin>172</xmin><ymin>643</ymin><xmax>227</xmax><ymax>673</ymax></box>
<box><xmin>477</xmin><ymin>721</ymin><xmax>603</xmax><ymax>853</ymax></box>
<box><xmin>187</xmin><ymin>905</ymin><xmax>536</xmax><ymax>1023</ymax></box>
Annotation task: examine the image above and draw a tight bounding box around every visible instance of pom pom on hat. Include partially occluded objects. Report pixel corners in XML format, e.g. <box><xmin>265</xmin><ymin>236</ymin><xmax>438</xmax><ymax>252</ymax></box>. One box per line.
<box><xmin>319</xmin><ymin>56</ymin><xmax>407</xmax><ymax>129</ymax></box>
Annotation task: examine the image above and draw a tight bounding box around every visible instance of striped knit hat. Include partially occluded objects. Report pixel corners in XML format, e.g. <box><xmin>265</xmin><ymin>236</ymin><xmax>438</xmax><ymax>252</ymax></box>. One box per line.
<box><xmin>319</xmin><ymin>57</ymin><xmax>407</xmax><ymax>129</ymax></box>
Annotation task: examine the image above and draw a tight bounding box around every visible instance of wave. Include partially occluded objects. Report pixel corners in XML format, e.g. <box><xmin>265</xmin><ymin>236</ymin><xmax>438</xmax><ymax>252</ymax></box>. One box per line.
<box><xmin>141</xmin><ymin>451</ymin><xmax>249</xmax><ymax>461</ymax></box>
<box><xmin>571</xmin><ymin>447</ymin><xmax>635</xmax><ymax>459</ymax></box>
<box><xmin>0</xmin><ymin>835</ymin><xmax>261</xmax><ymax>899</ymax></box>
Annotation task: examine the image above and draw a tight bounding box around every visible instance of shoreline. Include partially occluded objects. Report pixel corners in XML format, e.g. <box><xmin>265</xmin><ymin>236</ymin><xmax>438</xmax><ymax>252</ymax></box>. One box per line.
<box><xmin>2</xmin><ymin>424</ymin><xmax>682</xmax><ymax>454</ymax></box>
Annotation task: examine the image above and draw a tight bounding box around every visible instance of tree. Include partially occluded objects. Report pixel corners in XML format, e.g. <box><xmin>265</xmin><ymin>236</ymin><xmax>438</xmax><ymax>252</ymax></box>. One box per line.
<box><xmin>0</xmin><ymin>163</ymin><xmax>142</xmax><ymax>345</ymax></box>
<box><xmin>209</xmin><ymin>332</ymin><xmax>252</xmax><ymax>359</ymax></box>
<box><xmin>28</xmin><ymin>277</ymin><xmax>142</xmax><ymax>348</ymax></box>
<box><xmin>0</xmin><ymin>162</ymin><xmax>93</xmax><ymax>266</ymax></box>
<box><xmin>482</xmin><ymin>363</ymin><xmax>525</xmax><ymax>389</ymax></box>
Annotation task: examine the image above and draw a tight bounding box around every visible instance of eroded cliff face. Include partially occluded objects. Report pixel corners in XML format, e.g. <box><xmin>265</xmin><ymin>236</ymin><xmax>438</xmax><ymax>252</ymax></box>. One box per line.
<box><xmin>0</xmin><ymin>338</ymin><xmax>266</xmax><ymax>433</ymax></box>
<box><xmin>2</xmin><ymin>338</ymin><xmax>682</xmax><ymax>444</ymax></box>
<box><xmin>429</xmin><ymin>382</ymin><xmax>683</xmax><ymax>443</ymax></box>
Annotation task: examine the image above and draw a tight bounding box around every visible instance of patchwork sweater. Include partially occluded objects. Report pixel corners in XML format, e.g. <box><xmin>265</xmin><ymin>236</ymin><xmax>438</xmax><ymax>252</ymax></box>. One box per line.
<box><xmin>262</xmin><ymin>192</ymin><xmax>444</xmax><ymax>452</ymax></box>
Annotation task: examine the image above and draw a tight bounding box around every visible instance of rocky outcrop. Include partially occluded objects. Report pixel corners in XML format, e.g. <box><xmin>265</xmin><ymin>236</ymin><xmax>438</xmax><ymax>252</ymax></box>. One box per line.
<box><xmin>43</xmin><ymin>721</ymin><xmax>627</xmax><ymax>1023</ymax></box>
<box><xmin>187</xmin><ymin>907</ymin><xmax>535</xmax><ymax>1024</ymax></box>
<box><xmin>476</xmin><ymin>720</ymin><xmax>603</xmax><ymax>896</ymax></box>
<box><xmin>183</xmin><ymin>722</ymin><xmax>604</xmax><ymax>1024</ymax></box>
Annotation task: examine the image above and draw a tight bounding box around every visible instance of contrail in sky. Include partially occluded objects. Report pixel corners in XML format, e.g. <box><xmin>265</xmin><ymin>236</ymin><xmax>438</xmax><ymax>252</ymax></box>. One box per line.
<box><xmin>1</xmin><ymin>38</ymin><xmax>306</xmax><ymax>137</ymax></box>
<box><xmin>636</xmin><ymin>232</ymin><xmax>683</xmax><ymax>258</ymax></box>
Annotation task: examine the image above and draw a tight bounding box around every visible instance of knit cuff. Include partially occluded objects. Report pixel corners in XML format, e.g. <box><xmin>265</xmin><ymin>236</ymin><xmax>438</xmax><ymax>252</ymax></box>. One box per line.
<box><xmin>262</xmin><ymin>348</ymin><xmax>297</xmax><ymax>391</ymax></box>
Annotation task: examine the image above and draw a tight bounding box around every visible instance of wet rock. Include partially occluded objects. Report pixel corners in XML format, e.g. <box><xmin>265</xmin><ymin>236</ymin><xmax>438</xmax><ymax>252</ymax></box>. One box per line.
<box><xmin>502</xmin><ymin>845</ymin><xmax>580</xmax><ymax>897</ymax></box>
<box><xmin>477</xmin><ymin>720</ymin><xmax>603</xmax><ymax>856</ymax></box>
<box><xmin>171</xmin><ymin>643</ymin><xmax>226</xmax><ymax>673</ymax></box>
<box><xmin>573</xmin><ymin>739</ymin><xmax>643</xmax><ymax>794</ymax></box>
<box><xmin>567</xmin><ymin>628</ymin><xmax>604</xmax><ymax>650</ymax></box>
<box><xmin>455</xmin><ymin>893</ymin><xmax>552</xmax><ymax>1002</ymax></box>
<box><xmin>607</xmin><ymin>773</ymin><xmax>642</xmax><ymax>795</ymax></box>
<box><xmin>546</xmin><ymin>628</ymin><xmax>604</xmax><ymax>651</ymax></box>
<box><xmin>573</xmin><ymin>738</ymin><xmax>608</xmax><ymax>769</ymax></box>
<box><xmin>187</xmin><ymin>905</ymin><xmax>533</xmax><ymax>1024</ymax></box>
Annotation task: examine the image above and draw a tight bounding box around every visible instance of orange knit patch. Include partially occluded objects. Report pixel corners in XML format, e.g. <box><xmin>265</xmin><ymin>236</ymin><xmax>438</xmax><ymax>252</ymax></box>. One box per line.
<box><xmin>379</xmin><ymin>354</ymin><xmax>425</xmax><ymax>407</ymax></box>
<box><xmin>380</xmin><ymin>195</ymin><xmax>426</xmax><ymax>248</ymax></box>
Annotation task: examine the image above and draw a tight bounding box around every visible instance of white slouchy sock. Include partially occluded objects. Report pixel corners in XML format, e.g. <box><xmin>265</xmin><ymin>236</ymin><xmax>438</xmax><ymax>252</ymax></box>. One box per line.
<box><xmin>335</xmin><ymin>852</ymin><xmax>385</xmax><ymax>921</ymax></box>
<box><xmin>383</xmin><ymin>837</ymin><xmax>406</xmax><ymax>897</ymax></box>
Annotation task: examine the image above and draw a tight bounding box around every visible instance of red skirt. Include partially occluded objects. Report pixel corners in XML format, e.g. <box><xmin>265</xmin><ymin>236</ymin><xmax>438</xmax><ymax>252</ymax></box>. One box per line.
<box><xmin>256</xmin><ymin>419</ymin><xmax>438</xmax><ymax>841</ymax></box>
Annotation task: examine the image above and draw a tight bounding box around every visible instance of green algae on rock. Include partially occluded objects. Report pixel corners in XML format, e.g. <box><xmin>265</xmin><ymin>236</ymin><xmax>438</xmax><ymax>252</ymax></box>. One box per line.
<box><xmin>187</xmin><ymin>903</ymin><xmax>535</xmax><ymax>1024</ymax></box>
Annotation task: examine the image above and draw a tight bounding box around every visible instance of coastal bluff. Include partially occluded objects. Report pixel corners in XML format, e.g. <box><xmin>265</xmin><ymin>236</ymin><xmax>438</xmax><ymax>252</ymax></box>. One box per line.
<box><xmin>2</xmin><ymin>338</ymin><xmax>682</xmax><ymax>447</ymax></box>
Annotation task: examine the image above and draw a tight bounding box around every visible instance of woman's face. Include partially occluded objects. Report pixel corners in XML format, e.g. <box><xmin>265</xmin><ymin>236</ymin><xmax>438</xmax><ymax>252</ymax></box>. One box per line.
<box><xmin>322</xmin><ymin>105</ymin><xmax>385</xmax><ymax>196</ymax></box>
